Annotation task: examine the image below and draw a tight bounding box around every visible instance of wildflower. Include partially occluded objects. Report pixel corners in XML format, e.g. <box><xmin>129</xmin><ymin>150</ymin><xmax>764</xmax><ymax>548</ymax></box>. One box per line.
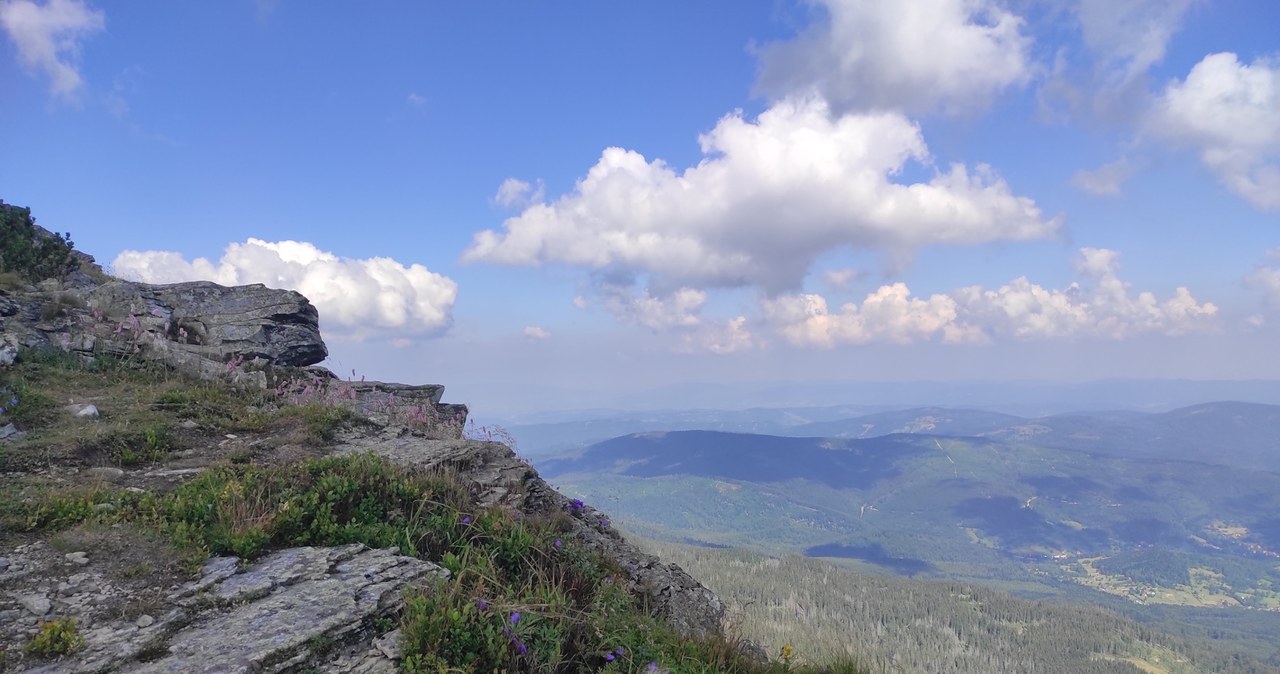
<box><xmin>475</xmin><ymin>599</ymin><xmax>489</xmax><ymax>611</ymax></box>
<box><xmin>599</xmin><ymin>517</ymin><xmax>610</xmax><ymax>528</ymax></box>
<box><xmin>516</xmin><ymin>641</ymin><xmax>527</xmax><ymax>655</ymax></box>
<box><xmin>462</xmin><ymin>516</ymin><xmax>471</xmax><ymax>525</ymax></box>
<box><xmin>510</xmin><ymin>611</ymin><xmax>520</xmax><ymax>624</ymax></box>
<box><xmin>567</xmin><ymin>498</ymin><xmax>584</xmax><ymax>513</ymax></box>
<box><xmin>605</xmin><ymin>653</ymin><xmax>614</xmax><ymax>662</ymax></box>
<box><xmin>615</xmin><ymin>647</ymin><xmax>624</xmax><ymax>656</ymax></box>
<box><xmin>553</xmin><ymin>539</ymin><xmax>561</xmax><ymax>549</ymax></box>
<box><xmin>781</xmin><ymin>643</ymin><xmax>795</xmax><ymax>663</ymax></box>
<box><xmin>648</xmin><ymin>663</ymin><xmax>659</xmax><ymax>672</ymax></box>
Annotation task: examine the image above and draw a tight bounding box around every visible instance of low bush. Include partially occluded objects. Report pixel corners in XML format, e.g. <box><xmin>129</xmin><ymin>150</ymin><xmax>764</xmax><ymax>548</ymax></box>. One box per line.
<box><xmin>0</xmin><ymin>201</ymin><xmax>79</xmax><ymax>282</ymax></box>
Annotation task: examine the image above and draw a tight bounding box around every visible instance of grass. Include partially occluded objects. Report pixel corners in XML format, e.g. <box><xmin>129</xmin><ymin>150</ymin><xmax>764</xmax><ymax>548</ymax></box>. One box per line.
<box><xmin>6</xmin><ymin>453</ymin><xmax>869</xmax><ymax>673</ymax></box>
<box><xmin>1</xmin><ymin>347</ymin><xmax>870</xmax><ymax>673</ymax></box>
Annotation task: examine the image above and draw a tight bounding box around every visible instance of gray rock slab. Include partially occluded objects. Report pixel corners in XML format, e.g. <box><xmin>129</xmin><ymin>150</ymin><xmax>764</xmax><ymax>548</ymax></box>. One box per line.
<box><xmin>21</xmin><ymin>545</ymin><xmax>444</xmax><ymax>674</ymax></box>
<box><xmin>18</xmin><ymin>593</ymin><xmax>51</xmax><ymax>616</ymax></box>
<box><xmin>126</xmin><ymin>546</ymin><xmax>444</xmax><ymax>674</ymax></box>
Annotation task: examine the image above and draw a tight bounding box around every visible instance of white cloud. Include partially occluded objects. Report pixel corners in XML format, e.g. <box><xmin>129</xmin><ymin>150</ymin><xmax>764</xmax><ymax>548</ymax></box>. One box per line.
<box><xmin>1246</xmin><ymin>264</ymin><xmax>1280</xmax><ymax>305</ymax></box>
<box><xmin>466</xmin><ymin>97</ymin><xmax>1056</xmax><ymax>295</ymax></box>
<box><xmin>755</xmin><ymin>0</ymin><xmax>1031</xmax><ymax>115</ymax></box>
<box><xmin>599</xmin><ymin>284</ymin><xmax>707</xmax><ymax>331</ymax></box>
<box><xmin>111</xmin><ymin>239</ymin><xmax>458</xmax><ymax>341</ymax></box>
<box><xmin>493</xmin><ymin>177</ymin><xmax>545</xmax><ymax>210</ymax></box>
<box><xmin>406</xmin><ymin>92</ymin><xmax>426</xmax><ymax>107</ymax></box>
<box><xmin>522</xmin><ymin>326</ymin><xmax>551</xmax><ymax>340</ymax></box>
<box><xmin>1152</xmin><ymin>52</ymin><xmax>1280</xmax><ymax>210</ymax></box>
<box><xmin>764</xmin><ymin>248</ymin><xmax>1217</xmax><ymax>347</ymax></box>
<box><xmin>1071</xmin><ymin>157</ymin><xmax>1136</xmax><ymax>196</ymax></box>
<box><xmin>1076</xmin><ymin>0</ymin><xmax>1194</xmax><ymax>85</ymax></box>
<box><xmin>822</xmin><ymin>267</ymin><xmax>862</xmax><ymax>288</ymax></box>
<box><xmin>763</xmin><ymin>284</ymin><xmax>972</xmax><ymax>347</ymax></box>
<box><xmin>0</xmin><ymin>0</ymin><xmax>104</xmax><ymax>100</ymax></box>
<box><xmin>678</xmin><ymin>316</ymin><xmax>758</xmax><ymax>354</ymax></box>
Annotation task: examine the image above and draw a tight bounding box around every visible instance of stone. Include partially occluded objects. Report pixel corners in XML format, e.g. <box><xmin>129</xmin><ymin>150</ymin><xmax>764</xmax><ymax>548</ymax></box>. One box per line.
<box><xmin>129</xmin><ymin>546</ymin><xmax>445</xmax><ymax>674</ymax></box>
<box><xmin>19</xmin><ymin>593</ymin><xmax>52</xmax><ymax>616</ymax></box>
<box><xmin>0</xmin><ymin>422</ymin><xmax>16</xmax><ymax>439</ymax></box>
<box><xmin>65</xmin><ymin>551</ymin><xmax>90</xmax><ymax>565</ymax></box>
<box><xmin>0</xmin><ymin>557</ymin><xmax>10</xmax><ymax>571</ymax></box>
<box><xmin>64</xmin><ymin>403</ymin><xmax>99</xmax><ymax>418</ymax></box>
<box><xmin>84</xmin><ymin>466</ymin><xmax>125</xmax><ymax>481</ymax></box>
<box><xmin>372</xmin><ymin>629</ymin><xmax>403</xmax><ymax>659</ymax></box>
<box><xmin>89</xmin><ymin>279</ymin><xmax>327</xmax><ymax>368</ymax></box>
<box><xmin>135</xmin><ymin>614</ymin><xmax>154</xmax><ymax>628</ymax></box>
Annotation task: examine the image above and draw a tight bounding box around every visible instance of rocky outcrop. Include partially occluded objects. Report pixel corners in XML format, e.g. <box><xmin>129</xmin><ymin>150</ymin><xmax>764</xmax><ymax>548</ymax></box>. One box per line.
<box><xmin>1</xmin><ymin>261</ymin><xmax>726</xmax><ymax>667</ymax></box>
<box><xmin>336</xmin><ymin>430</ymin><xmax>727</xmax><ymax>639</ymax></box>
<box><xmin>0</xmin><ymin>278</ymin><xmax>326</xmax><ymax>386</ymax></box>
<box><xmin>89</xmin><ymin>280</ymin><xmax>328</xmax><ymax>367</ymax></box>
<box><xmin>9</xmin><ymin>544</ymin><xmax>444</xmax><ymax>674</ymax></box>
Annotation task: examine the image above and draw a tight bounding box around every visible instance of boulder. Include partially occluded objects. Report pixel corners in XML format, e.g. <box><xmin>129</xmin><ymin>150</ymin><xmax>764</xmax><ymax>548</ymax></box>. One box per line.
<box><xmin>88</xmin><ymin>279</ymin><xmax>327</xmax><ymax>367</ymax></box>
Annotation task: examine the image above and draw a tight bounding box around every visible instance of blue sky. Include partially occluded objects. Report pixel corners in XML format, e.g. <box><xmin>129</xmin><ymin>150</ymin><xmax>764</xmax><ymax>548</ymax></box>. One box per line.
<box><xmin>2</xmin><ymin>0</ymin><xmax>1279</xmax><ymax>415</ymax></box>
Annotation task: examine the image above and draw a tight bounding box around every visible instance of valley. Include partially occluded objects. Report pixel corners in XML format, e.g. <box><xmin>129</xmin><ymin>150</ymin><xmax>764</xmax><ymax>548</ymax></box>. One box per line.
<box><xmin>518</xmin><ymin>403</ymin><xmax>1280</xmax><ymax>669</ymax></box>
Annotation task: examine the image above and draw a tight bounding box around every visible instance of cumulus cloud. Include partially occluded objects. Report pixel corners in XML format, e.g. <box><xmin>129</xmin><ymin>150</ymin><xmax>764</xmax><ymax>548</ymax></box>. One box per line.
<box><xmin>763</xmin><ymin>248</ymin><xmax>1217</xmax><ymax>347</ymax></box>
<box><xmin>466</xmin><ymin>97</ymin><xmax>1055</xmax><ymax>295</ymax></box>
<box><xmin>522</xmin><ymin>326</ymin><xmax>551</xmax><ymax>340</ymax></box>
<box><xmin>1152</xmin><ymin>52</ymin><xmax>1280</xmax><ymax>210</ymax></box>
<box><xmin>755</xmin><ymin>0</ymin><xmax>1031</xmax><ymax>115</ymax></box>
<box><xmin>0</xmin><ymin>0</ymin><xmax>104</xmax><ymax>100</ymax></box>
<box><xmin>763</xmin><ymin>284</ymin><xmax>974</xmax><ymax>347</ymax></box>
<box><xmin>493</xmin><ymin>177</ymin><xmax>545</xmax><ymax>210</ymax></box>
<box><xmin>111</xmin><ymin>239</ymin><xmax>458</xmax><ymax>341</ymax></box>
<box><xmin>1071</xmin><ymin>158</ymin><xmax>1136</xmax><ymax>196</ymax></box>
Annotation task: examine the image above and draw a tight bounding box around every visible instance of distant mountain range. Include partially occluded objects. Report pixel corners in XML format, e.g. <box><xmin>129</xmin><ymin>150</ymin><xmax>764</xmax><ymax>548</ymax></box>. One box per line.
<box><xmin>533</xmin><ymin>405</ymin><xmax>1280</xmax><ymax>664</ymax></box>
<box><xmin>489</xmin><ymin>378</ymin><xmax>1280</xmax><ymax>420</ymax></box>
<box><xmin>518</xmin><ymin>401</ymin><xmax>1280</xmax><ymax>474</ymax></box>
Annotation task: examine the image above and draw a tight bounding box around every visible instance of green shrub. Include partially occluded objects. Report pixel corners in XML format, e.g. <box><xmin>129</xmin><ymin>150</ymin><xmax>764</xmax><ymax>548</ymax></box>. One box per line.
<box><xmin>25</xmin><ymin>617</ymin><xmax>84</xmax><ymax>657</ymax></box>
<box><xmin>0</xmin><ymin>201</ymin><xmax>79</xmax><ymax>282</ymax></box>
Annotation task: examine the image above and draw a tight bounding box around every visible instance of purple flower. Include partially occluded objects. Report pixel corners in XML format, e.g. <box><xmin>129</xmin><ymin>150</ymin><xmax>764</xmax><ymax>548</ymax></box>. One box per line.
<box><xmin>476</xmin><ymin>599</ymin><xmax>489</xmax><ymax>611</ymax></box>
<box><xmin>462</xmin><ymin>516</ymin><xmax>471</xmax><ymax>525</ymax></box>
<box><xmin>649</xmin><ymin>663</ymin><xmax>659</xmax><ymax>672</ymax></box>
<box><xmin>510</xmin><ymin>611</ymin><xmax>520</xmax><ymax>624</ymax></box>
<box><xmin>553</xmin><ymin>539</ymin><xmax>562</xmax><ymax>549</ymax></box>
<box><xmin>567</xmin><ymin>498</ymin><xmax>584</xmax><ymax>513</ymax></box>
<box><xmin>599</xmin><ymin>517</ymin><xmax>610</xmax><ymax>528</ymax></box>
<box><xmin>616</xmin><ymin>647</ymin><xmax>624</xmax><ymax>655</ymax></box>
<box><xmin>517</xmin><ymin>641</ymin><xmax>527</xmax><ymax>655</ymax></box>
<box><xmin>605</xmin><ymin>653</ymin><xmax>614</xmax><ymax>662</ymax></box>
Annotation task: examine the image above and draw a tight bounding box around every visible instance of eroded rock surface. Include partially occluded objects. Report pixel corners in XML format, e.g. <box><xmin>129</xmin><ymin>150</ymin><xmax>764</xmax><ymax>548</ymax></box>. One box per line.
<box><xmin>11</xmin><ymin>544</ymin><xmax>443</xmax><ymax>673</ymax></box>
<box><xmin>0</xmin><ymin>278</ymin><xmax>326</xmax><ymax>387</ymax></box>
